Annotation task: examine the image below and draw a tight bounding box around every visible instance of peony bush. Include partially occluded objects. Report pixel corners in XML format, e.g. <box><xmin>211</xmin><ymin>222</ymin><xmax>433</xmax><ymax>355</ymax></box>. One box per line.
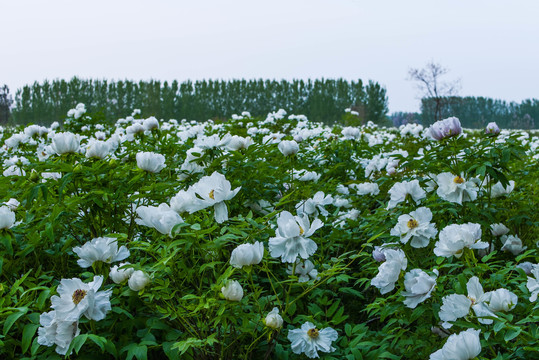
<box><xmin>0</xmin><ymin>108</ymin><xmax>537</xmax><ymax>359</ymax></box>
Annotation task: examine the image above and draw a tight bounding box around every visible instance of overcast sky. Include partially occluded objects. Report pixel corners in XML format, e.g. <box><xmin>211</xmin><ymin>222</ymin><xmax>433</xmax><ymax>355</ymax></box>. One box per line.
<box><xmin>2</xmin><ymin>0</ymin><xmax>538</xmax><ymax>113</ymax></box>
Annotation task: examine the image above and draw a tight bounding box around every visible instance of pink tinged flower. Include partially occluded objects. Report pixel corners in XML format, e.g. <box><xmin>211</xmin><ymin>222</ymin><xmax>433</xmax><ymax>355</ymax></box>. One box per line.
<box><xmin>37</xmin><ymin>310</ymin><xmax>80</xmax><ymax>355</ymax></box>
<box><xmin>527</xmin><ymin>264</ymin><xmax>539</xmax><ymax>302</ymax></box>
<box><xmin>429</xmin><ymin>328</ymin><xmax>481</xmax><ymax>360</ymax></box>
<box><xmin>221</xmin><ymin>280</ymin><xmax>243</xmax><ymax>301</ymax></box>
<box><xmin>485</xmin><ymin>122</ymin><xmax>500</xmax><ymax>135</ymax></box>
<box><xmin>268</xmin><ymin>211</ymin><xmax>323</xmax><ymax>263</ymax></box>
<box><xmin>278</xmin><ymin>140</ymin><xmax>299</xmax><ymax>156</ymax></box>
<box><xmin>288</xmin><ymin>321</ymin><xmax>338</xmax><ymax>359</ymax></box>
<box><xmin>402</xmin><ymin>269</ymin><xmax>437</xmax><ymax>308</ymax></box>
<box><xmin>0</xmin><ymin>205</ymin><xmax>16</xmax><ymax>229</ymax></box>
<box><xmin>51</xmin><ymin>276</ymin><xmax>112</xmax><ymax>322</ymax></box>
<box><xmin>371</xmin><ymin>249</ymin><xmax>407</xmax><ymax>294</ymax></box>
<box><xmin>229</xmin><ymin>242</ymin><xmax>264</xmax><ymax>269</ymax></box>
<box><xmin>390</xmin><ymin>207</ymin><xmax>437</xmax><ymax>248</ymax></box>
<box><xmin>188</xmin><ymin>171</ymin><xmax>241</xmax><ymax>223</ymax></box>
<box><xmin>51</xmin><ymin>132</ymin><xmax>80</xmax><ymax>155</ymax></box>
<box><xmin>136</xmin><ymin>151</ymin><xmax>166</xmax><ymax>173</ymax></box>
<box><xmin>434</xmin><ymin>223</ymin><xmax>488</xmax><ymax>258</ymax></box>
<box><xmin>128</xmin><ymin>270</ymin><xmax>150</xmax><ymax>291</ymax></box>
<box><xmin>136</xmin><ymin>203</ymin><xmax>184</xmax><ymax>236</ymax></box>
<box><xmin>72</xmin><ymin>237</ymin><xmax>130</xmax><ymax>268</ymax></box>
<box><xmin>435</xmin><ymin>172</ymin><xmax>478</xmax><ymax>205</ymax></box>
<box><xmin>427</xmin><ymin>116</ymin><xmax>462</xmax><ymax>141</ymax></box>
<box><xmin>387</xmin><ymin>180</ymin><xmax>426</xmax><ymax>209</ymax></box>
<box><xmin>500</xmin><ymin>235</ymin><xmax>527</xmax><ymax>255</ymax></box>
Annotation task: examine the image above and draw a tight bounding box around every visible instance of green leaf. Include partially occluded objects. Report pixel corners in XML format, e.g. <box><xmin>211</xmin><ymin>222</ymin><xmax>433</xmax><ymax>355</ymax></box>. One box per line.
<box><xmin>21</xmin><ymin>323</ymin><xmax>39</xmax><ymax>354</ymax></box>
<box><xmin>3</xmin><ymin>309</ymin><xmax>28</xmax><ymax>335</ymax></box>
<box><xmin>504</xmin><ymin>328</ymin><xmax>522</xmax><ymax>342</ymax></box>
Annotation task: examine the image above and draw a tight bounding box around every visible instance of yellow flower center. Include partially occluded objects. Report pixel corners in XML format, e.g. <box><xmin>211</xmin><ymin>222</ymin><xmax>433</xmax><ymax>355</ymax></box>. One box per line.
<box><xmin>407</xmin><ymin>219</ymin><xmax>419</xmax><ymax>229</ymax></box>
<box><xmin>209</xmin><ymin>189</ymin><xmax>215</xmax><ymax>200</ymax></box>
<box><xmin>299</xmin><ymin>225</ymin><xmax>304</xmax><ymax>235</ymax></box>
<box><xmin>72</xmin><ymin>289</ymin><xmax>87</xmax><ymax>305</ymax></box>
<box><xmin>307</xmin><ymin>328</ymin><xmax>319</xmax><ymax>338</ymax></box>
<box><xmin>453</xmin><ymin>176</ymin><xmax>465</xmax><ymax>184</ymax></box>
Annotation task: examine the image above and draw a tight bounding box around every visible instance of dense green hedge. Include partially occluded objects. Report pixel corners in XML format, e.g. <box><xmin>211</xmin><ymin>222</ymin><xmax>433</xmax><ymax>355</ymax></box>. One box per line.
<box><xmin>9</xmin><ymin>78</ymin><xmax>388</xmax><ymax>126</ymax></box>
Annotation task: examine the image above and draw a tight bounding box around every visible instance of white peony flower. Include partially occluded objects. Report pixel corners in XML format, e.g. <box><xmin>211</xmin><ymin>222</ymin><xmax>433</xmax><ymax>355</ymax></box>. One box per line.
<box><xmin>0</xmin><ymin>205</ymin><xmax>16</xmax><ymax>229</ymax></box>
<box><xmin>4</xmin><ymin>198</ymin><xmax>20</xmax><ymax>211</ymax></box>
<box><xmin>426</xmin><ymin>117</ymin><xmax>462</xmax><ymax>141</ymax></box>
<box><xmin>490</xmin><ymin>223</ymin><xmax>510</xmax><ymax>237</ymax></box>
<box><xmin>51</xmin><ymin>132</ymin><xmax>80</xmax><ymax>155</ymax></box>
<box><xmin>371</xmin><ymin>249</ymin><xmax>407</xmax><ymax>294</ymax></box>
<box><xmin>390</xmin><ymin>207</ymin><xmax>437</xmax><ymax>248</ymax></box>
<box><xmin>85</xmin><ymin>139</ymin><xmax>112</xmax><ymax>159</ymax></box>
<box><xmin>438</xmin><ymin>294</ymin><xmax>472</xmax><ymax>329</ymax></box>
<box><xmin>268</xmin><ymin>211</ymin><xmax>323</xmax><ymax>263</ymax></box>
<box><xmin>341</xmin><ymin>126</ymin><xmax>360</xmax><ymax>140</ymax></box>
<box><xmin>434</xmin><ymin>223</ymin><xmax>488</xmax><ymax>258</ymax></box>
<box><xmin>170</xmin><ymin>189</ymin><xmax>201</xmax><ymax>214</ymax></box>
<box><xmin>37</xmin><ymin>310</ymin><xmax>80</xmax><ymax>355</ymax></box>
<box><xmin>136</xmin><ymin>203</ymin><xmax>184</xmax><ymax>236</ymax></box>
<box><xmin>430</xmin><ymin>328</ymin><xmax>481</xmax><ymax>360</ymax></box>
<box><xmin>142</xmin><ymin>116</ymin><xmax>159</xmax><ymax>130</ymax></box>
<box><xmin>500</xmin><ymin>234</ymin><xmax>527</xmax><ymax>255</ymax></box>
<box><xmin>387</xmin><ymin>180</ymin><xmax>426</xmax><ymax>209</ymax></box>
<box><xmin>526</xmin><ymin>264</ymin><xmax>539</xmax><ymax>302</ymax></box>
<box><xmin>51</xmin><ymin>276</ymin><xmax>112</xmax><ymax>322</ymax></box>
<box><xmin>485</xmin><ymin>122</ymin><xmax>500</xmax><ymax>135</ymax></box>
<box><xmin>72</xmin><ymin>237</ymin><xmax>130</xmax><ymax>268</ymax></box>
<box><xmin>401</xmin><ymin>269</ymin><xmax>437</xmax><ymax>308</ymax></box>
<box><xmin>485</xmin><ymin>288</ymin><xmax>518</xmax><ymax>312</ymax></box>
<box><xmin>288</xmin><ymin>321</ymin><xmax>338</xmax><ymax>359</ymax></box>
<box><xmin>490</xmin><ymin>180</ymin><xmax>515</xmax><ymax>198</ymax></box>
<box><xmin>351</xmin><ymin>182</ymin><xmax>380</xmax><ymax>196</ymax></box>
<box><xmin>264</xmin><ymin>307</ymin><xmax>283</xmax><ymax>329</ymax></box>
<box><xmin>187</xmin><ymin>171</ymin><xmax>241</xmax><ymax>223</ymax></box>
<box><xmin>229</xmin><ymin>242</ymin><xmax>264</xmax><ymax>269</ymax></box>
<box><xmin>136</xmin><ymin>152</ymin><xmax>166</xmax><ymax>173</ymax></box>
<box><xmin>287</xmin><ymin>259</ymin><xmax>319</xmax><ymax>283</ymax></box>
<box><xmin>222</xmin><ymin>135</ymin><xmax>253</xmax><ymax>151</ymax></box>
<box><xmin>296</xmin><ymin>191</ymin><xmax>334</xmax><ymax>217</ymax></box>
<box><xmin>278</xmin><ymin>140</ymin><xmax>299</xmax><ymax>156</ymax></box>
<box><xmin>128</xmin><ymin>270</ymin><xmax>150</xmax><ymax>291</ymax></box>
<box><xmin>221</xmin><ymin>280</ymin><xmax>243</xmax><ymax>301</ymax></box>
<box><xmin>436</xmin><ymin>172</ymin><xmax>478</xmax><ymax>205</ymax></box>
<box><xmin>109</xmin><ymin>262</ymin><xmax>134</xmax><ymax>284</ymax></box>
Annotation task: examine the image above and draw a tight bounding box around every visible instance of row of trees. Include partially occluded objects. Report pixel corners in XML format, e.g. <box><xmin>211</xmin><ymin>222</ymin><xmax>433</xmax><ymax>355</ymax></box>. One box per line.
<box><xmin>421</xmin><ymin>97</ymin><xmax>538</xmax><ymax>129</ymax></box>
<box><xmin>5</xmin><ymin>78</ymin><xmax>389</xmax><ymax>126</ymax></box>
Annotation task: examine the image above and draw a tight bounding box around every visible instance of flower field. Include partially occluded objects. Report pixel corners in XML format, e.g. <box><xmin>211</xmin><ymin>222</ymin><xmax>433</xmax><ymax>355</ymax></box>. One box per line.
<box><xmin>0</xmin><ymin>106</ymin><xmax>538</xmax><ymax>359</ymax></box>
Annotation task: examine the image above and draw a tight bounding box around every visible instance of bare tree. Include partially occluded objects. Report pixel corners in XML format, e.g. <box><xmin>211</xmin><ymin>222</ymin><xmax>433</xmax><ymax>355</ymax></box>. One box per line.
<box><xmin>408</xmin><ymin>61</ymin><xmax>461</xmax><ymax>123</ymax></box>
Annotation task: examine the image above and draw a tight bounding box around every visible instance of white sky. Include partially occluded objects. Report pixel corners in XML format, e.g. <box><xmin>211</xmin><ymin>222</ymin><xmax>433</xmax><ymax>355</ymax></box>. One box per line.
<box><xmin>2</xmin><ymin>0</ymin><xmax>538</xmax><ymax>113</ymax></box>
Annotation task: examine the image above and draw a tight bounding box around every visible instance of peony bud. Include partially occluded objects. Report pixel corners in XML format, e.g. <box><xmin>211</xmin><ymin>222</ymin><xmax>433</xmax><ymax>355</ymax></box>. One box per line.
<box><xmin>110</xmin><ymin>262</ymin><xmax>134</xmax><ymax>284</ymax></box>
<box><xmin>221</xmin><ymin>280</ymin><xmax>243</xmax><ymax>301</ymax></box>
<box><xmin>229</xmin><ymin>242</ymin><xmax>264</xmax><ymax>269</ymax></box>
<box><xmin>278</xmin><ymin>140</ymin><xmax>299</xmax><ymax>156</ymax></box>
<box><xmin>485</xmin><ymin>122</ymin><xmax>500</xmax><ymax>135</ymax></box>
<box><xmin>128</xmin><ymin>270</ymin><xmax>150</xmax><ymax>291</ymax></box>
<box><xmin>0</xmin><ymin>205</ymin><xmax>16</xmax><ymax>229</ymax></box>
<box><xmin>265</xmin><ymin>307</ymin><xmax>283</xmax><ymax>329</ymax></box>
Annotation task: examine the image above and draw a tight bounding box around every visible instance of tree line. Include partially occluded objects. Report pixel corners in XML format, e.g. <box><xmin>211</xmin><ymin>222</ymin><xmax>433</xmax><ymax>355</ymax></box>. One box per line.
<box><xmin>421</xmin><ymin>97</ymin><xmax>538</xmax><ymax>129</ymax></box>
<box><xmin>2</xmin><ymin>78</ymin><xmax>389</xmax><ymax>126</ymax></box>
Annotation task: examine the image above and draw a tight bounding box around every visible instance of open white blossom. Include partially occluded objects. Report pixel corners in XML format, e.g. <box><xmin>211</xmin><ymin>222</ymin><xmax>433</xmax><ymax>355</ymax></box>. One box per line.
<box><xmin>387</xmin><ymin>180</ymin><xmax>426</xmax><ymax>209</ymax></box>
<box><xmin>390</xmin><ymin>207</ymin><xmax>437</xmax><ymax>248</ymax></box>
<box><xmin>136</xmin><ymin>151</ymin><xmax>166</xmax><ymax>173</ymax></box>
<box><xmin>526</xmin><ymin>264</ymin><xmax>539</xmax><ymax>302</ymax></box>
<box><xmin>278</xmin><ymin>140</ymin><xmax>299</xmax><ymax>156</ymax></box>
<box><xmin>490</xmin><ymin>180</ymin><xmax>515</xmax><ymax>198</ymax></box>
<box><xmin>268</xmin><ymin>211</ymin><xmax>323</xmax><ymax>263</ymax></box>
<box><xmin>0</xmin><ymin>205</ymin><xmax>16</xmax><ymax>229</ymax></box>
<box><xmin>500</xmin><ymin>234</ymin><xmax>527</xmax><ymax>255</ymax></box>
<box><xmin>490</xmin><ymin>223</ymin><xmax>510</xmax><ymax>237</ymax></box>
<box><xmin>371</xmin><ymin>248</ymin><xmax>407</xmax><ymax>294</ymax></box>
<box><xmin>37</xmin><ymin>311</ymin><xmax>80</xmax><ymax>355</ymax></box>
<box><xmin>136</xmin><ymin>203</ymin><xmax>184</xmax><ymax>236</ymax></box>
<box><xmin>430</xmin><ymin>329</ymin><xmax>481</xmax><ymax>360</ymax></box>
<box><xmin>288</xmin><ymin>321</ymin><xmax>338</xmax><ymax>359</ymax></box>
<box><xmin>72</xmin><ymin>237</ymin><xmax>130</xmax><ymax>268</ymax></box>
<box><xmin>51</xmin><ymin>132</ymin><xmax>80</xmax><ymax>155</ymax></box>
<box><xmin>51</xmin><ymin>276</ymin><xmax>112</xmax><ymax>322</ymax></box>
<box><xmin>296</xmin><ymin>191</ymin><xmax>334</xmax><ymax>217</ymax></box>
<box><xmin>434</xmin><ymin>223</ymin><xmax>488</xmax><ymax>258</ymax></box>
<box><xmin>436</xmin><ymin>172</ymin><xmax>478</xmax><ymax>205</ymax></box>
<box><xmin>287</xmin><ymin>259</ymin><xmax>319</xmax><ymax>283</ymax></box>
<box><xmin>401</xmin><ymin>269</ymin><xmax>437</xmax><ymax>308</ymax></box>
